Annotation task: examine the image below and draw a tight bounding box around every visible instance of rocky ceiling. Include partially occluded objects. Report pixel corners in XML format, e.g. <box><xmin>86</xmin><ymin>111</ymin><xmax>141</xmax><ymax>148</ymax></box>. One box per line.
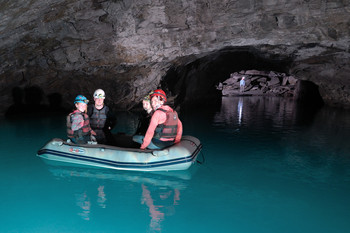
<box><xmin>0</xmin><ymin>0</ymin><xmax>350</xmax><ymax>115</ymax></box>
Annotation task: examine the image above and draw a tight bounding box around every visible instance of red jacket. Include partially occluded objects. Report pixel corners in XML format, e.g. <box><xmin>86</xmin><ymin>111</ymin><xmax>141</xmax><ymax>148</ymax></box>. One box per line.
<box><xmin>141</xmin><ymin>105</ymin><xmax>183</xmax><ymax>149</ymax></box>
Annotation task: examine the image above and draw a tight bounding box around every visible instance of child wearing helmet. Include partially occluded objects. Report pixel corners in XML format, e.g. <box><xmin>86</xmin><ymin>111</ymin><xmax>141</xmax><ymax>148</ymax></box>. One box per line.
<box><xmin>87</xmin><ymin>89</ymin><xmax>116</xmax><ymax>145</ymax></box>
<box><xmin>137</xmin><ymin>89</ymin><xmax>183</xmax><ymax>150</ymax></box>
<box><xmin>67</xmin><ymin>95</ymin><xmax>96</xmax><ymax>144</ymax></box>
<box><xmin>134</xmin><ymin>91</ymin><xmax>154</xmax><ymax>136</ymax></box>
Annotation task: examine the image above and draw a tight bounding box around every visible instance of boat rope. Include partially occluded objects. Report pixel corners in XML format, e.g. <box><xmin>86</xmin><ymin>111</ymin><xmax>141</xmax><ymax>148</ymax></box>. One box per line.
<box><xmin>181</xmin><ymin>138</ymin><xmax>205</xmax><ymax>165</ymax></box>
<box><xmin>196</xmin><ymin>149</ymin><xmax>205</xmax><ymax>164</ymax></box>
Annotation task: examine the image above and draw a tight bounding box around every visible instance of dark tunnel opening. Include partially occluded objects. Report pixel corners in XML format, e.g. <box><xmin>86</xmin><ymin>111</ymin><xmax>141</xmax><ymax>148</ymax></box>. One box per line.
<box><xmin>161</xmin><ymin>46</ymin><xmax>324</xmax><ymax>109</ymax></box>
<box><xmin>295</xmin><ymin>80</ymin><xmax>324</xmax><ymax>107</ymax></box>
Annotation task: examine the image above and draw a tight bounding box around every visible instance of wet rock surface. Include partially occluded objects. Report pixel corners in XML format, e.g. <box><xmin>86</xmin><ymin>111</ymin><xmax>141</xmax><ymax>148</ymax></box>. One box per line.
<box><xmin>0</xmin><ymin>0</ymin><xmax>350</xmax><ymax>115</ymax></box>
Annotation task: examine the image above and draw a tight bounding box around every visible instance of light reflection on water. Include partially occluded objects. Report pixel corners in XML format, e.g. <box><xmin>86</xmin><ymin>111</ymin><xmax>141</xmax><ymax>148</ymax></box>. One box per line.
<box><xmin>213</xmin><ymin>96</ymin><xmax>298</xmax><ymax>130</ymax></box>
<box><xmin>211</xmin><ymin>96</ymin><xmax>350</xmax><ymax>186</ymax></box>
<box><xmin>1</xmin><ymin>96</ymin><xmax>350</xmax><ymax>233</ymax></box>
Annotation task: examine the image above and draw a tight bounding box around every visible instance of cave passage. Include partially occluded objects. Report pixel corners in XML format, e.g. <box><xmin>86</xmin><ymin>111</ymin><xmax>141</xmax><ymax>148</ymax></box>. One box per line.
<box><xmin>161</xmin><ymin>46</ymin><xmax>323</xmax><ymax>108</ymax></box>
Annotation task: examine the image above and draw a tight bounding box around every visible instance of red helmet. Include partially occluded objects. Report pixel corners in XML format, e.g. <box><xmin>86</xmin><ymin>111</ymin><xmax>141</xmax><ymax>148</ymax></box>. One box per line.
<box><xmin>151</xmin><ymin>89</ymin><xmax>167</xmax><ymax>102</ymax></box>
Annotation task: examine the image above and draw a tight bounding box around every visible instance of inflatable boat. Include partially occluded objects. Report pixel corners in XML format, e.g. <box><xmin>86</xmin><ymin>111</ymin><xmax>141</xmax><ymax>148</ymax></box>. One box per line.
<box><xmin>37</xmin><ymin>136</ymin><xmax>202</xmax><ymax>171</ymax></box>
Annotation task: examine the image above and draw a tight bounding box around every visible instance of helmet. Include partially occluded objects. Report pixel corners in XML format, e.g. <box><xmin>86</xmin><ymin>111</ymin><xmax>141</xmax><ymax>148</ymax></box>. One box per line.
<box><xmin>93</xmin><ymin>89</ymin><xmax>105</xmax><ymax>99</ymax></box>
<box><xmin>74</xmin><ymin>95</ymin><xmax>89</xmax><ymax>104</ymax></box>
<box><xmin>143</xmin><ymin>91</ymin><xmax>154</xmax><ymax>101</ymax></box>
<box><xmin>151</xmin><ymin>89</ymin><xmax>167</xmax><ymax>102</ymax></box>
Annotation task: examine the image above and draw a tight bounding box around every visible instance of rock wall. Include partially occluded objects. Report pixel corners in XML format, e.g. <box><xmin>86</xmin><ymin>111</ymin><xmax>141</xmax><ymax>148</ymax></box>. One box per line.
<box><xmin>0</xmin><ymin>0</ymin><xmax>350</xmax><ymax>115</ymax></box>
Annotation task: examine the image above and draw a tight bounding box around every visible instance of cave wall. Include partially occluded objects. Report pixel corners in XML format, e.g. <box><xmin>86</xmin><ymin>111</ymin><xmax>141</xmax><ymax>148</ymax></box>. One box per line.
<box><xmin>0</xmin><ymin>0</ymin><xmax>350</xmax><ymax>115</ymax></box>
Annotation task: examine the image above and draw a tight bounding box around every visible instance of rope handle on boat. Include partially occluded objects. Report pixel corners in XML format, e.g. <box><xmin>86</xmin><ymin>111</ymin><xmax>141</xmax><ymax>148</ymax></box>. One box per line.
<box><xmin>196</xmin><ymin>150</ymin><xmax>205</xmax><ymax>165</ymax></box>
<box><xmin>181</xmin><ymin>138</ymin><xmax>205</xmax><ymax>165</ymax></box>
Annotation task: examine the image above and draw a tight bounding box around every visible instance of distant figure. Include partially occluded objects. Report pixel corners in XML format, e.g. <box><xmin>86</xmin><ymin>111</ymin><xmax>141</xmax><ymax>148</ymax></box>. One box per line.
<box><xmin>87</xmin><ymin>89</ymin><xmax>116</xmax><ymax>145</ymax></box>
<box><xmin>67</xmin><ymin>95</ymin><xmax>96</xmax><ymax>144</ymax></box>
<box><xmin>216</xmin><ymin>82</ymin><xmax>223</xmax><ymax>90</ymax></box>
<box><xmin>240</xmin><ymin>77</ymin><xmax>245</xmax><ymax>92</ymax></box>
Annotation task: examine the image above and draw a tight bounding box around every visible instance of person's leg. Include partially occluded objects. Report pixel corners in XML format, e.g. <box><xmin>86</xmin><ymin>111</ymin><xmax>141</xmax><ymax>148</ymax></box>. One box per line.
<box><xmin>94</xmin><ymin>129</ymin><xmax>106</xmax><ymax>144</ymax></box>
<box><xmin>70</xmin><ymin>138</ymin><xmax>77</xmax><ymax>144</ymax></box>
<box><xmin>151</xmin><ymin>138</ymin><xmax>174</xmax><ymax>149</ymax></box>
<box><xmin>75</xmin><ymin>136</ymin><xmax>88</xmax><ymax>144</ymax></box>
<box><xmin>132</xmin><ymin>135</ymin><xmax>144</xmax><ymax>144</ymax></box>
<box><xmin>132</xmin><ymin>136</ymin><xmax>172</xmax><ymax>150</ymax></box>
<box><xmin>132</xmin><ymin>135</ymin><xmax>161</xmax><ymax>149</ymax></box>
<box><xmin>145</xmin><ymin>140</ymin><xmax>162</xmax><ymax>150</ymax></box>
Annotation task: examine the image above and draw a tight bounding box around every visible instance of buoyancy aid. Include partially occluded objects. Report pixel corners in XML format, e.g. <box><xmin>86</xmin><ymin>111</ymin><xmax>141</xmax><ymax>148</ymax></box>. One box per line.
<box><xmin>67</xmin><ymin>110</ymin><xmax>91</xmax><ymax>139</ymax></box>
<box><xmin>154</xmin><ymin>107</ymin><xmax>178</xmax><ymax>140</ymax></box>
<box><xmin>89</xmin><ymin>106</ymin><xmax>108</xmax><ymax>130</ymax></box>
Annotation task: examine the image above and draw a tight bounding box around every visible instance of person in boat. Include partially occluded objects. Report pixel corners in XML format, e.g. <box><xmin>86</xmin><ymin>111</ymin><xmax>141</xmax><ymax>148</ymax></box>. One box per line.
<box><xmin>67</xmin><ymin>95</ymin><xmax>96</xmax><ymax>144</ymax></box>
<box><xmin>87</xmin><ymin>89</ymin><xmax>116</xmax><ymax>145</ymax></box>
<box><xmin>136</xmin><ymin>89</ymin><xmax>183</xmax><ymax>150</ymax></box>
<box><xmin>134</xmin><ymin>91</ymin><xmax>154</xmax><ymax>136</ymax></box>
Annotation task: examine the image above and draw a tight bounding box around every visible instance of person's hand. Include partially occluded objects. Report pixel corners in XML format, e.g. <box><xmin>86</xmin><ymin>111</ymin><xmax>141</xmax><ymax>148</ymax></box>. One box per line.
<box><xmin>91</xmin><ymin>130</ymin><xmax>97</xmax><ymax>136</ymax></box>
<box><xmin>140</xmin><ymin>146</ymin><xmax>146</xmax><ymax>150</ymax></box>
<box><xmin>175</xmin><ymin>139</ymin><xmax>180</xmax><ymax>144</ymax></box>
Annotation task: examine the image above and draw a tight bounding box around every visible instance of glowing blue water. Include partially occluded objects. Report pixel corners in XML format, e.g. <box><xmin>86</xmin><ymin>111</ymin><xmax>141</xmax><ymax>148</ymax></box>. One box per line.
<box><xmin>1</xmin><ymin>96</ymin><xmax>350</xmax><ymax>233</ymax></box>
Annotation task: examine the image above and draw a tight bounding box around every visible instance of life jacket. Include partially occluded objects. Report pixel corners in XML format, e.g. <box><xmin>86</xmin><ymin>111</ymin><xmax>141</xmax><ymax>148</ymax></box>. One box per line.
<box><xmin>89</xmin><ymin>105</ymin><xmax>108</xmax><ymax>130</ymax></box>
<box><xmin>154</xmin><ymin>107</ymin><xmax>178</xmax><ymax>140</ymax></box>
<box><xmin>67</xmin><ymin>110</ymin><xmax>91</xmax><ymax>139</ymax></box>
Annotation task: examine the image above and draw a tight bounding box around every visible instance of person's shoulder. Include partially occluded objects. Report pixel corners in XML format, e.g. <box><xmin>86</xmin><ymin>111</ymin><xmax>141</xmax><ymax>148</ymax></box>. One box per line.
<box><xmin>153</xmin><ymin>109</ymin><xmax>165</xmax><ymax>117</ymax></box>
<box><xmin>70</xmin><ymin>109</ymin><xmax>79</xmax><ymax>115</ymax></box>
<box><xmin>161</xmin><ymin>105</ymin><xmax>173</xmax><ymax>110</ymax></box>
<box><xmin>155</xmin><ymin>107</ymin><xmax>167</xmax><ymax>114</ymax></box>
<box><xmin>71</xmin><ymin>112</ymin><xmax>83</xmax><ymax>119</ymax></box>
<box><xmin>161</xmin><ymin>105</ymin><xmax>175</xmax><ymax>112</ymax></box>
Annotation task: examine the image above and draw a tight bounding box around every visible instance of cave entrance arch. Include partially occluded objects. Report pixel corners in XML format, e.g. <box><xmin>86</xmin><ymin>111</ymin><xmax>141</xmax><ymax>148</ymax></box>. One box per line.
<box><xmin>161</xmin><ymin>46</ymin><xmax>323</xmax><ymax>108</ymax></box>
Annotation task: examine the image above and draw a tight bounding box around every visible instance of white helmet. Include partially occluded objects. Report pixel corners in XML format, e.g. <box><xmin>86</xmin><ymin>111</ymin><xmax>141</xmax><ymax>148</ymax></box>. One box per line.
<box><xmin>93</xmin><ymin>89</ymin><xmax>105</xmax><ymax>99</ymax></box>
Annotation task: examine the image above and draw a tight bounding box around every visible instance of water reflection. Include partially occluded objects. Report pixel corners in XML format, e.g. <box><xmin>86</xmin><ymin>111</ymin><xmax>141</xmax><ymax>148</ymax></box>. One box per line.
<box><xmin>74</xmin><ymin>184</ymin><xmax>107</xmax><ymax>220</ymax></box>
<box><xmin>75</xmin><ymin>191</ymin><xmax>92</xmax><ymax>221</ymax></box>
<box><xmin>212</xmin><ymin>96</ymin><xmax>350</xmax><ymax>186</ymax></box>
<box><xmin>238</xmin><ymin>97</ymin><xmax>243</xmax><ymax>125</ymax></box>
<box><xmin>42</xmin><ymin>161</ymin><xmax>194</xmax><ymax>231</ymax></box>
<box><xmin>97</xmin><ymin>185</ymin><xmax>107</xmax><ymax>208</ymax></box>
<box><xmin>213</xmin><ymin>96</ymin><xmax>320</xmax><ymax>130</ymax></box>
<box><xmin>141</xmin><ymin>184</ymin><xmax>180</xmax><ymax>232</ymax></box>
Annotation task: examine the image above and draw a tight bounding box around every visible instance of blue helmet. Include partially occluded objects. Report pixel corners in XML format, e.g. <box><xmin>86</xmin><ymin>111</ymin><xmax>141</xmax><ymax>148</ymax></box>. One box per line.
<box><xmin>74</xmin><ymin>95</ymin><xmax>89</xmax><ymax>104</ymax></box>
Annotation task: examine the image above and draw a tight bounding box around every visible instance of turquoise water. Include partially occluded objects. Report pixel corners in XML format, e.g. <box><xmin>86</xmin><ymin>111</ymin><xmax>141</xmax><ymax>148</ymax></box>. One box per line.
<box><xmin>1</xmin><ymin>96</ymin><xmax>350</xmax><ymax>233</ymax></box>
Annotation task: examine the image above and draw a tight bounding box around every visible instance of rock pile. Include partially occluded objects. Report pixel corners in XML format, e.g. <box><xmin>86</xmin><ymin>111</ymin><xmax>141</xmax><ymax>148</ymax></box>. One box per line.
<box><xmin>218</xmin><ymin>70</ymin><xmax>298</xmax><ymax>97</ymax></box>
